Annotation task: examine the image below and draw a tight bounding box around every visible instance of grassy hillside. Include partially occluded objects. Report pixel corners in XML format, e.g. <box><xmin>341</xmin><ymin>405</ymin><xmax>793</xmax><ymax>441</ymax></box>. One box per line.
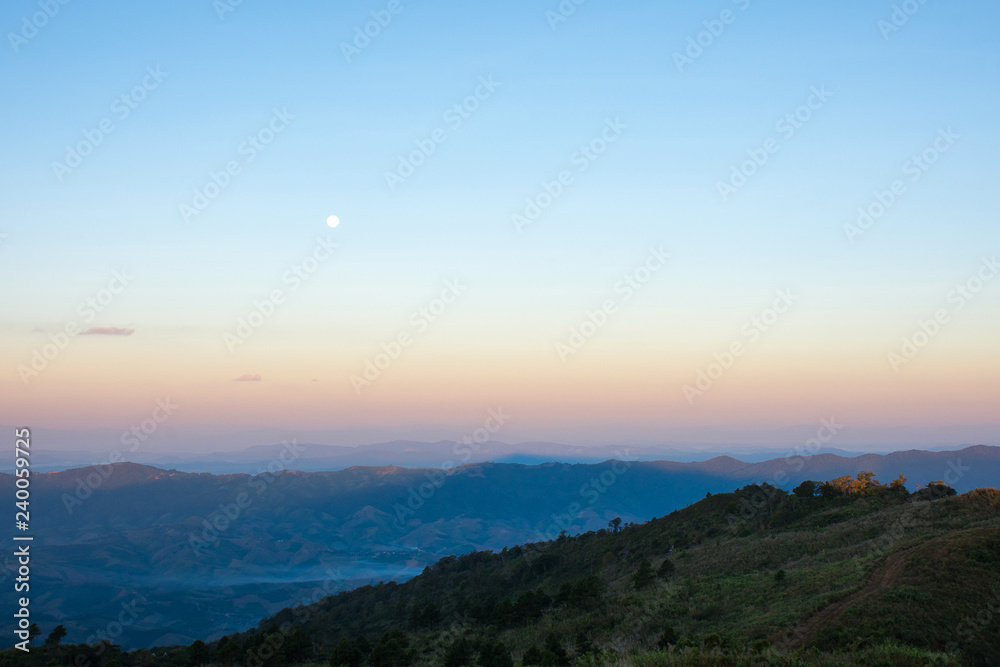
<box><xmin>5</xmin><ymin>477</ymin><xmax>999</xmax><ymax>666</ymax></box>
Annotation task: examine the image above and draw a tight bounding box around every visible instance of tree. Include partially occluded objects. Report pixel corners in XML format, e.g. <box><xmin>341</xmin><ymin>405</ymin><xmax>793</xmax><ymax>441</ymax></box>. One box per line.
<box><xmin>408</xmin><ymin>602</ymin><xmax>440</xmax><ymax>629</ymax></box>
<box><xmin>543</xmin><ymin>633</ymin><xmax>570</xmax><ymax>667</ymax></box>
<box><xmin>216</xmin><ymin>635</ymin><xmax>242</xmax><ymax>664</ymax></box>
<box><xmin>914</xmin><ymin>481</ymin><xmax>957</xmax><ymax>501</ymax></box>
<box><xmin>370</xmin><ymin>630</ymin><xmax>414</xmax><ymax>667</ymax></box>
<box><xmin>657</xmin><ymin>558</ymin><xmax>676</xmax><ymax>579</ymax></box>
<box><xmin>330</xmin><ymin>637</ymin><xmax>364</xmax><ymax>667</ymax></box>
<box><xmin>608</xmin><ymin>517</ymin><xmax>622</xmax><ymax>533</ymax></box>
<box><xmin>27</xmin><ymin>623</ymin><xmax>40</xmax><ymax>646</ymax></box>
<box><xmin>555</xmin><ymin>582</ymin><xmax>573</xmax><ymax>604</ymax></box>
<box><xmin>44</xmin><ymin>624</ymin><xmax>67</xmax><ymax>647</ymax></box>
<box><xmin>188</xmin><ymin>639</ymin><xmax>208</xmax><ymax>666</ymax></box>
<box><xmin>829</xmin><ymin>475</ymin><xmax>854</xmax><ymax>494</ymax></box>
<box><xmin>522</xmin><ymin>645</ymin><xmax>543</xmax><ymax>665</ymax></box>
<box><xmin>851</xmin><ymin>471</ymin><xmax>886</xmax><ymax>494</ymax></box>
<box><xmin>477</xmin><ymin>639</ymin><xmax>513</xmax><ymax>667</ymax></box>
<box><xmin>569</xmin><ymin>575</ymin><xmax>604</xmax><ymax>607</ymax></box>
<box><xmin>793</xmin><ymin>480</ymin><xmax>817</xmax><ymax>498</ymax></box>
<box><xmin>443</xmin><ymin>637</ymin><xmax>472</xmax><ymax>667</ymax></box>
<box><xmin>282</xmin><ymin>626</ymin><xmax>312</xmax><ymax>662</ymax></box>
<box><xmin>774</xmin><ymin>569</ymin><xmax>786</xmax><ymax>583</ymax></box>
<box><xmin>633</xmin><ymin>558</ymin><xmax>654</xmax><ymax>589</ymax></box>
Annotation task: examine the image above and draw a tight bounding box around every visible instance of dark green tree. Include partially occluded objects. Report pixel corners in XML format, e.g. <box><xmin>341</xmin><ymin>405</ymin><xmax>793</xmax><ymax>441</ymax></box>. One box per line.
<box><xmin>370</xmin><ymin>630</ymin><xmax>414</xmax><ymax>667</ymax></box>
<box><xmin>282</xmin><ymin>626</ymin><xmax>312</xmax><ymax>662</ymax></box>
<box><xmin>819</xmin><ymin>481</ymin><xmax>843</xmax><ymax>499</ymax></box>
<box><xmin>478</xmin><ymin>639</ymin><xmax>513</xmax><ymax>667</ymax></box>
<box><xmin>443</xmin><ymin>636</ymin><xmax>473</xmax><ymax>667</ymax></box>
<box><xmin>188</xmin><ymin>639</ymin><xmax>209</xmax><ymax>666</ymax></box>
<box><xmin>44</xmin><ymin>624</ymin><xmax>67</xmax><ymax>647</ymax></box>
<box><xmin>633</xmin><ymin>558</ymin><xmax>655</xmax><ymax>589</ymax></box>
<box><xmin>542</xmin><ymin>633</ymin><xmax>570</xmax><ymax>666</ymax></box>
<box><xmin>569</xmin><ymin>575</ymin><xmax>604</xmax><ymax>607</ymax></box>
<box><xmin>793</xmin><ymin>480</ymin><xmax>817</xmax><ymax>497</ymax></box>
<box><xmin>329</xmin><ymin>637</ymin><xmax>364</xmax><ymax>667</ymax></box>
<box><xmin>216</xmin><ymin>635</ymin><xmax>241</xmax><ymax>664</ymax></box>
<box><xmin>27</xmin><ymin>623</ymin><xmax>40</xmax><ymax>646</ymax></box>
<box><xmin>522</xmin><ymin>645</ymin><xmax>543</xmax><ymax>665</ymax></box>
<box><xmin>657</xmin><ymin>558</ymin><xmax>676</xmax><ymax>579</ymax></box>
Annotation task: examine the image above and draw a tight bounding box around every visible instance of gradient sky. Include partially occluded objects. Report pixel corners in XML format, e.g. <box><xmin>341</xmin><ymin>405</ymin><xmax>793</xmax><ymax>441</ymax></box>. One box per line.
<box><xmin>1</xmin><ymin>0</ymin><xmax>998</xmax><ymax>449</ymax></box>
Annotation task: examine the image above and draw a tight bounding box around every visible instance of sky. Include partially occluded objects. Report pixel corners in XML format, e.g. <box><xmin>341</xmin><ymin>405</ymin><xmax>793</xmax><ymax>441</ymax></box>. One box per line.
<box><xmin>1</xmin><ymin>0</ymin><xmax>998</xmax><ymax>452</ymax></box>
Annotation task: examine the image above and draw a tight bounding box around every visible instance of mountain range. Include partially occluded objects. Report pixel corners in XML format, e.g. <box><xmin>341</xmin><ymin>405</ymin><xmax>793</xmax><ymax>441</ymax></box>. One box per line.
<box><xmin>2</xmin><ymin>445</ymin><xmax>997</xmax><ymax>648</ymax></box>
<box><xmin>2</xmin><ymin>438</ymin><xmax>986</xmax><ymax>475</ymax></box>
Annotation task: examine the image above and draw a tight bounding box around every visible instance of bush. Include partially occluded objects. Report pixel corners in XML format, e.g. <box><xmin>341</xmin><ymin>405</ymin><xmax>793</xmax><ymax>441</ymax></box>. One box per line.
<box><xmin>657</xmin><ymin>625</ymin><xmax>679</xmax><ymax>648</ymax></box>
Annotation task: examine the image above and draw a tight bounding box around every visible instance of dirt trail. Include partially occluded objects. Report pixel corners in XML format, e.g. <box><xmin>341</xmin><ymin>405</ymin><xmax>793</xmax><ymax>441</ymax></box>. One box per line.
<box><xmin>782</xmin><ymin>545</ymin><xmax>917</xmax><ymax>649</ymax></box>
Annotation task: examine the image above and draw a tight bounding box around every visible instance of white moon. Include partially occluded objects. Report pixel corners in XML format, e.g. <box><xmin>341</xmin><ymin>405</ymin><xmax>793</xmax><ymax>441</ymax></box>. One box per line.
<box><xmin>327</xmin><ymin>215</ymin><xmax>340</xmax><ymax>228</ymax></box>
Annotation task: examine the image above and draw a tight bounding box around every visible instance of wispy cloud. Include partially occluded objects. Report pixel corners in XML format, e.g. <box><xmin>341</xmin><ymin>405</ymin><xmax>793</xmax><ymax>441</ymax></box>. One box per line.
<box><xmin>234</xmin><ymin>374</ymin><xmax>262</xmax><ymax>382</ymax></box>
<box><xmin>81</xmin><ymin>327</ymin><xmax>134</xmax><ymax>336</ymax></box>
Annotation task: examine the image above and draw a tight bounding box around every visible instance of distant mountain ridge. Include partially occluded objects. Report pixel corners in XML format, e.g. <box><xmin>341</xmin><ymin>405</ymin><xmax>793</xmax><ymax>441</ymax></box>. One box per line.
<box><xmin>8</xmin><ymin>436</ymin><xmax>993</xmax><ymax>474</ymax></box>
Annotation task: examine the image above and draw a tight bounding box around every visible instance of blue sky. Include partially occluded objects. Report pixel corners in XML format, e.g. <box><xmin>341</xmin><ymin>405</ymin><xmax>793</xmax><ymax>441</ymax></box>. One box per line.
<box><xmin>1</xmin><ymin>0</ymin><xmax>998</xmax><ymax>448</ymax></box>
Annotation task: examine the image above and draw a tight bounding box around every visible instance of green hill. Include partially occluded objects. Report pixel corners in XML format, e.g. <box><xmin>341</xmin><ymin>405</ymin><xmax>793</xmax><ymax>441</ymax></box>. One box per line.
<box><xmin>6</xmin><ymin>476</ymin><xmax>999</xmax><ymax>666</ymax></box>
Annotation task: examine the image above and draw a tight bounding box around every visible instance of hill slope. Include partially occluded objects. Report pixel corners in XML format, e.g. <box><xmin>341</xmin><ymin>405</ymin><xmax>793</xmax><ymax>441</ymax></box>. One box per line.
<box><xmin>10</xmin><ymin>477</ymin><xmax>995</xmax><ymax>666</ymax></box>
